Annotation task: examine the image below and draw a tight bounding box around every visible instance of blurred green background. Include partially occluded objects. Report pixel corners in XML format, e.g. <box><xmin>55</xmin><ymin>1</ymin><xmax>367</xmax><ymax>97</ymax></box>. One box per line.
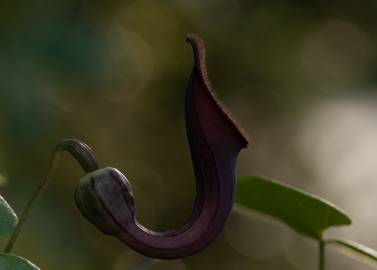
<box><xmin>1</xmin><ymin>0</ymin><xmax>377</xmax><ymax>269</ymax></box>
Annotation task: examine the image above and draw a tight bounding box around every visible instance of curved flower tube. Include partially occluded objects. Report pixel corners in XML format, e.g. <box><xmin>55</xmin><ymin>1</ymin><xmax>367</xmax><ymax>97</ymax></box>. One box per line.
<box><xmin>74</xmin><ymin>34</ymin><xmax>250</xmax><ymax>259</ymax></box>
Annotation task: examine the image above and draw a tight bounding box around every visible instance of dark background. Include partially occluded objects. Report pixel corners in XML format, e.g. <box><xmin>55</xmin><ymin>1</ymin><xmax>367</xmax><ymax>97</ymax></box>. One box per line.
<box><xmin>0</xmin><ymin>1</ymin><xmax>377</xmax><ymax>269</ymax></box>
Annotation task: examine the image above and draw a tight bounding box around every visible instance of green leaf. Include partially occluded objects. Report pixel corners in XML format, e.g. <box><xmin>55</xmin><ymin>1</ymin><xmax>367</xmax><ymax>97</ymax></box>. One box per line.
<box><xmin>327</xmin><ymin>239</ymin><xmax>377</xmax><ymax>266</ymax></box>
<box><xmin>0</xmin><ymin>195</ymin><xmax>18</xmax><ymax>235</ymax></box>
<box><xmin>236</xmin><ymin>176</ymin><xmax>351</xmax><ymax>240</ymax></box>
<box><xmin>0</xmin><ymin>253</ymin><xmax>40</xmax><ymax>270</ymax></box>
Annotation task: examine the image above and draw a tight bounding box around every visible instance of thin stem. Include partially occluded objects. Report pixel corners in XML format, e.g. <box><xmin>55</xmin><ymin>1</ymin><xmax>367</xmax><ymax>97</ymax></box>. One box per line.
<box><xmin>128</xmin><ymin>258</ymin><xmax>158</xmax><ymax>270</ymax></box>
<box><xmin>4</xmin><ymin>139</ymin><xmax>99</xmax><ymax>253</ymax></box>
<box><xmin>4</xmin><ymin>150</ymin><xmax>62</xmax><ymax>253</ymax></box>
<box><xmin>319</xmin><ymin>240</ymin><xmax>326</xmax><ymax>270</ymax></box>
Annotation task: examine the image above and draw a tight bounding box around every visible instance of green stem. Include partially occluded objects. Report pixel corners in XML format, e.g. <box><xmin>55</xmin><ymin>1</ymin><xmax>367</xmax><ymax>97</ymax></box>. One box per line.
<box><xmin>4</xmin><ymin>139</ymin><xmax>100</xmax><ymax>253</ymax></box>
<box><xmin>4</xmin><ymin>150</ymin><xmax>62</xmax><ymax>253</ymax></box>
<box><xmin>128</xmin><ymin>258</ymin><xmax>158</xmax><ymax>270</ymax></box>
<box><xmin>319</xmin><ymin>240</ymin><xmax>325</xmax><ymax>270</ymax></box>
